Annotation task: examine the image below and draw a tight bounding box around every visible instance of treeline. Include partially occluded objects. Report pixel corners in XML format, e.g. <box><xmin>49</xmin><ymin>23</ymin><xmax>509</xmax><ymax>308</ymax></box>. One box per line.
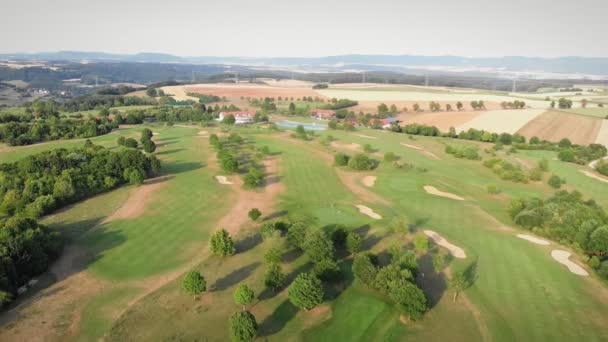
<box><xmin>186</xmin><ymin>93</ymin><xmax>223</xmax><ymax>104</ymax></box>
<box><xmin>118</xmin><ymin>103</ymin><xmax>240</xmax><ymax>124</ymax></box>
<box><xmin>509</xmin><ymin>191</ymin><xmax>608</xmax><ymax>278</ymax></box>
<box><xmin>60</xmin><ymin>94</ymin><xmax>157</xmax><ymax>112</ymax></box>
<box><xmin>0</xmin><ymin>117</ymin><xmax>118</xmax><ymax>146</ymax></box>
<box><xmin>0</xmin><ymin>142</ymin><xmax>160</xmax><ymax>306</ymax></box>
<box><xmin>322</xmin><ymin>98</ymin><xmax>358</xmax><ymax>110</ymax></box>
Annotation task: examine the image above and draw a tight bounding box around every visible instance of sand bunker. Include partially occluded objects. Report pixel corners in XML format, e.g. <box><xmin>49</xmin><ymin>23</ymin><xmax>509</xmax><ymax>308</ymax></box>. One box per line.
<box><xmin>331</xmin><ymin>141</ymin><xmax>361</xmax><ymax>151</ymax></box>
<box><xmin>517</xmin><ymin>234</ymin><xmax>550</xmax><ymax>245</ymax></box>
<box><xmin>352</xmin><ymin>134</ymin><xmax>378</xmax><ymax>140</ymax></box>
<box><xmin>423</xmin><ymin>186</ymin><xmax>464</xmax><ymax>201</ymax></box>
<box><xmin>355</xmin><ymin>205</ymin><xmax>382</xmax><ymax>219</ymax></box>
<box><xmin>362</xmin><ymin>176</ymin><xmax>376</xmax><ymax>187</ymax></box>
<box><xmin>551</xmin><ymin>250</ymin><xmax>589</xmax><ymax>276</ymax></box>
<box><xmin>423</xmin><ymin>230</ymin><xmax>466</xmax><ymax>258</ymax></box>
<box><xmin>215</xmin><ymin>175</ymin><xmax>233</xmax><ymax>185</ymax></box>
<box><xmin>198</xmin><ymin>130</ymin><xmax>209</xmax><ymax>136</ymax></box>
<box><xmin>579</xmin><ymin>170</ymin><xmax>608</xmax><ymax>184</ymax></box>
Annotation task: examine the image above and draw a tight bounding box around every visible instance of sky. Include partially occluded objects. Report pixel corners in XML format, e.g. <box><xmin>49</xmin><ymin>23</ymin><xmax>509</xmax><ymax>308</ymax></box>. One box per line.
<box><xmin>1</xmin><ymin>0</ymin><xmax>607</xmax><ymax>58</ymax></box>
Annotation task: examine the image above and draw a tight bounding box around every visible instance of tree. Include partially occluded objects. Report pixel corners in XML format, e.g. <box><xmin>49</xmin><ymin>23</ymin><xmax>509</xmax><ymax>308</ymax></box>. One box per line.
<box><xmin>210</xmin><ymin>229</ymin><xmax>236</xmax><ymax>256</ymax></box>
<box><xmin>346</xmin><ymin>232</ymin><xmax>363</xmax><ymax>254</ymax></box>
<box><xmin>413</xmin><ymin>234</ymin><xmax>429</xmax><ymax>253</ymax></box>
<box><xmin>288</xmin><ymin>102</ymin><xmax>296</xmax><ymax>115</ymax></box>
<box><xmin>352</xmin><ymin>253</ymin><xmax>378</xmax><ymax>286</ymax></box>
<box><xmin>264</xmin><ymin>246</ymin><xmax>283</xmax><ymax>263</ymax></box>
<box><xmin>446</xmin><ymin>104</ymin><xmax>453</xmax><ymax>111</ymax></box>
<box><xmin>146</xmin><ymin>88</ymin><xmax>157</xmax><ymax>97</ymax></box>
<box><xmin>117</xmin><ymin>136</ymin><xmax>126</xmax><ymax>146</ymax></box>
<box><xmin>384</xmin><ymin>152</ymin><xmax>397</xmax><ymax>162</ymax></box>
<box><xmin>287</xmin><ymin>222</ymin><xmax>307</xmax><ymax>249</ymax></box>
<box><xmin>248</xmin><ymin>208</ymin><xmax>261</xmax><ymax>221</ymax></box>
<box><xmin>228</xmin><ymin>311</ymin><xmax>258</xmax><ymax>342</ymax></box>
<box><xmin>348</xmin><ymin>153</ymin><xmax>375</xmax><ymax>170</ymax></box>
<box><xmin>124</xmin><ymin>138</ymin><xmax>138</xmax><ymax>148</ymax></box>
<box><xmin>288</xmin><ymin>273</ymin><xmax>324</xmax><ymax>310</ymax></box>
<box><xmin>304</xmin><ymin>229</ymin><xmax>335</xmax><ymax>262</ymax></box>
<box><xmin>548</xmin><ymin>174</ymin><xmax>564</xmax><ymax>189</ymax></box>
<box><xmin>377</xmin><ymin>103</ymin><xmax>389</xmax><ymax>114</ymax></box>
<box><xmin>589</xmin><ymin>226</ymin><xmax>608</xmax><ymax>255</ymax></box>
<box><xmin>264</xmin><ymin>263</ymin><xmax>285</xmax><ymax>290</ymax></box>
<box><xmin>182</xmin><ymin>271</ymin><xmax>206</xmax><ymax>299</ymax></box>
<box><xmin>313</xmin><ymin>258</ymin><xmax>342</xmax><ymax>281</ymax></box>
<box><xmin>234</xmin><ymin>284</ymin><xmax>255</xmax><ymax>309</ymax></box>
<box><xmin>413</xmin><ymin>103</ymin><xmax>421</xmax><ymax>112</ymax></box>
<box><xmin>389</xmin><ymin>282</ymin><xmax>427</xmax><ymax>320</ymax></box>
<box><xmin>334</xmin><ymin>153</ymin><xmax>350</xmax><ymax>166</ymax></box>
<box><xmin>450</xmin><ymin>271</ymin><xmax>471</xmax><ymax>301</ymax></box>
<box><xmin>243</xmin><ymin>167</ymin><xmax>264</xmax><ymax>189</ymax></box>
<box><xmin>128</xmin><ymin>169</ymin><xmax>145</xmax><ymax>185</ymax></box>
<box><xmin>140</xmin><ymin>128</ymin><xmax>153</xmax><ymax>142</ymax></box>
<box><xmin>456</xmin><ymin>101</ymin><xmax>463</xmax><ymax>111</ymax></box>
<box><xmin>223</xmin><ymin>114</ymin><xmax>236</xmax><ymax>125</ymax></box>
<box><xmin>143</xmin><ymin>139</ymin><xmax>156</xmax><ymax>153</ymax></box>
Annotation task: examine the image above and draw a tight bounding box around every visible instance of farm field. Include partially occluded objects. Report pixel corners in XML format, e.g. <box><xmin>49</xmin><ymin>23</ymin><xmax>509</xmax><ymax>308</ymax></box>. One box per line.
<box><xmin>455</xmin><ymin>109</ymin><xmax>545</xmax><ymax>134</ymax></box>
<box><xmin>516</xmin><ymin>111</ymin><xmax>603</xmax><ymax>145</ymax></box>
<box><xmin>396</xmin><ymin>110</ymin><xmax>483</xmax><ymax>131</ymax></box>
<box><xmin>555</xmin><ymin>107</ymin><xmax>608</xmax><ymax>119</ymax></box>
<box><xmin>596</xmin><ymin>120</ymin><xmax>608</xmax><ymax>145</ymax></box>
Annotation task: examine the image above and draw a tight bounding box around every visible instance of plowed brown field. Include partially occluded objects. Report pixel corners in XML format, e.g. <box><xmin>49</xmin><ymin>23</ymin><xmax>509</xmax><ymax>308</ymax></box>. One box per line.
<box><xmin>517</xmin><ymin>111</ymin><xmax>602</xmax><ymax>145</ymax></box>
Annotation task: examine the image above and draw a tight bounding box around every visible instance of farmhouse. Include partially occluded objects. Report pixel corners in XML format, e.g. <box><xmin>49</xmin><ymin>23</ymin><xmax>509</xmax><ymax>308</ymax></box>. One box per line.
<box><xmin>376</xmin><ymin>117</ymin><xmax>400</xmax><ymax>129</ymax></box>
<box><xmin>311</xmin><ymin>109</ymin><xmax>336</xmax><ymax>120</ymax></box>
<box><xmin>217</xmin><ymin>111</ymin><xmax>255</xmax><ymax>124</ymax></box>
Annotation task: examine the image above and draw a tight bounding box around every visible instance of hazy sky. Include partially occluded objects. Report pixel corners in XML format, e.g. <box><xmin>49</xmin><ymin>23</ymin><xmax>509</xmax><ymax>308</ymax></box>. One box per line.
<box><xmin>1</xmin><ymin>0</ymin><xmax>607</xmax><ymax>58</ymax></box>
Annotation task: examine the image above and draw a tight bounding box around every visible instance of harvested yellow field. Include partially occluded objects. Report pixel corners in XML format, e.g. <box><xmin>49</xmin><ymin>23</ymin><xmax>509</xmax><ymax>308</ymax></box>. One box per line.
<box><xmin>517</xmin><ymin>111</ymin><xmax>602</xmax><ymax>145</ymax></box>
<box><xmin>317</xmin><ymin>89</ymin><xmax>550</xmax><ymax>108</ymax></box>
<box><xmin>455</xmin><ymin>109</ymin><xmax>545</xmax><ymax>134</ymax></box>
<box><xmin>595</xmin><ymin>120</ymin><xmax>608</xmax><ymax>146</ymax></box>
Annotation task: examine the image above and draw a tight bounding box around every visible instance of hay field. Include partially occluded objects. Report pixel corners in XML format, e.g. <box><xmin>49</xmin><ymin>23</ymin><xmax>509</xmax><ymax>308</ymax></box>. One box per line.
<box><xmin>596</xmin><ymin>120</ymin><xmax>608</xmax><ymax>146</ymax></box>
<box><xmin>185</xmin><ymin>83</ymin><xmax>322</xmax><ymax>99</ymax></box>
<box><xmin>317</xmin><ymin>89</ymin><xmax>551</xmax><ymax>108</ymax></box>
<box><xmin>517</xmin><ymin>111</ymin><xmax>602</xmax><ymax>145</ymax></box>
<box><xmin>455</xmin><ymin>109</ymin><xmax>545</xmax><ymax>134</ymax></box>
<box><xmin>397</xmin><ymin>111</ymin><xmax>484</xmax><ymax>131</ymax></box>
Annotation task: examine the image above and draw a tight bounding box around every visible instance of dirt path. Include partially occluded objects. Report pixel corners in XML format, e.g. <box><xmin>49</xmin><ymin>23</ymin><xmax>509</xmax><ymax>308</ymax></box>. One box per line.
<box><xmin>214</xmin><ymin>157</ymin><xmax>285</xmax><ymax>235</ymax></box>
<box><xmin>102</xmin><ymin>177</ymin><xmax>168</xmax><ymax>224</ymax></box>
<box><xmin>579</xmin><ymin>170</ymin><xmax>608</xmax><ymax>183</ymax></box>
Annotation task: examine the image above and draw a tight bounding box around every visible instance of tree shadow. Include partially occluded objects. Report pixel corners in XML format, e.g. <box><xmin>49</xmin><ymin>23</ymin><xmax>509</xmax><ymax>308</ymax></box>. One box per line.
<box><xmin>236</xmin><ymin>233</ymin><xmax>262</xmax><ymax>253</ymax></box>
<box><xmin>362</xmin><ymin>234</ymin><xmax>382</xmax><ymax>251</ymax></box>
<box><xmin>155</xmin><ymin>148</ymin><xmax>185</xmax><ymax>156</ymax></box>
<box><xmin>281</xmin><ymin>248</ymin><xmax>303</xmax><ymax>264</ymax></box>
<box><xmin>164</xmin><ymin>161</ymin><xmax>204</xmax><ymax>175</ymax></box>
<box><xmin>416</xmin><ymin>253</ymin><xmax>447</xmax><ymax>308</ymax></box>
<box><xmin>258</xmin><ymin>299</ymin><xmax>299</xmax><ymax>337</ymax></box>
<box><xmin>408</xmin><ymin>217</ymin><xmax>430</xmax><ymax>233</ymax></box>
<box><xmin>353</xmin><ymin>224</ymin><xmax>371</xmax><ymax>236</ymax></box>
<box><xmin>463</xmin><ymin>260</ymin><xmax>479</xmax><ymax>287</ymax></box>
<box><xmin>212</xmin><ymin>262</ymin><xmax>261</xmax><ymax>291</ymax></box>
<box><xmin>263</xmin><ymin>210</ymin><xmax>288</xmax><ymax>222</ymax></box>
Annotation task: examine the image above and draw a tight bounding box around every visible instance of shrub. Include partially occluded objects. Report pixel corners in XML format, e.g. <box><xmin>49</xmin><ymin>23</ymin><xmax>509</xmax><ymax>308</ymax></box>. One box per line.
<box><xmin>346</xmin><ymin>232</ymin><xmax>363</xmax><ymax>254</ymax></box>
<box><xmin>334</xmin><ymin>153</ymin><xmax>350</xmax><ymax>166</ymax></box>
<box><xmin>389</xmin><ymin>282</ymin><xmax>428</xmax><ymax>320</ymax></box>
<box><xmin>124</xmin><ymin>138</ymin><xmax>138</xmax><ymax>148</ymax></box>
<box><xmin>288</xmin><ymin>273</ymin><xmax>324</xmax><ymax>310</ymax></box>
<box><xmin>384</xmin><ymin>152</ymin><xmax>397</xmax><ymax>162</ymax></box>
<box><xmin>264</xmin><ymin>263</ymin><xmax>285</xmax><ymax>290</ymax></box>
<box><xmin>228</xmin><ymin>311</ymin><xmax>258</xmax><ymax>342</ymax></box>
<box><xmin>210</xmin><ymin>229</ymin><xmax>236</xmax><ymax>256</ymax></box>
<box><xmin>304</xmin><ymin>229</ymin><xmax>335</xmax><ymax>262</ymax></box>
<box><xmin>248</xmin><ymin>208</ymin><xmax>261</xmax><ymax>221</ymax></box>
<box><xmin>352</xmin><ymin>253</ymin><xmax>378</xmax><ymax>286</ymax></box>
<box><xmin>413</xmin><ymin>234</ymin><xmax>429</xmax><ymax>253</ymax></box>
<box><xmin>182</xmin><ymin>271</ymin><xmax>206</xmax><ymax>298</ymax></box>
<box><xmin>348</xmin><ymin>153</ymin><xmax>375</xmax><ymax>170</ymax></box>
<box><xmin>234</xmin><ymin>284</ymin><xmax>255</xmax><ymax>308</ymax></box>
<box><xmin>548</xmin><ymin>174</ymin><xmax>564</xmax><ymax>189</ymax></box>
<box><xmin>313</xmin><ymin>258</ymin><xmax>342</xmax><ymax>281</ymax></box>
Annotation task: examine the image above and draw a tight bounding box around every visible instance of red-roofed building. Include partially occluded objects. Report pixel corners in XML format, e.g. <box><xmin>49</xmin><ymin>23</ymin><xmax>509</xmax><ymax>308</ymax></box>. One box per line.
<box><xmin>311</xmin><ymin>109</ymin><xmax>336</xmax><ymax>120</ymax></box>
<box><xmin>218</xmin><ymin>111</ymin><xmax>255</xmax><ymax>124</ymax></box>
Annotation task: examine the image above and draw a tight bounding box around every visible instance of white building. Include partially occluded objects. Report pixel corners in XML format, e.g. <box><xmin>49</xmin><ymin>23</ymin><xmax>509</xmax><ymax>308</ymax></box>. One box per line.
<box><xmin>217</xmin><ymin>111</ymin><xmax>255</xmax><ymax>124</ymax></box>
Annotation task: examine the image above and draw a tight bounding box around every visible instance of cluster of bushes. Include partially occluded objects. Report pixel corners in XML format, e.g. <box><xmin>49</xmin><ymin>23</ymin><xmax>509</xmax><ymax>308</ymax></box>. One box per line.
<box><xmin>312</xmin><ymin>83</ymin><xmax>329</xmax><ymax>89</ymax></box>
<box><xmin>402</xmin><ymin>124</ymin><xmax>441</xmax><ymax>136</ymax></box>
<box><xmin>0</xmin><ymin>117</ymin><xmax>118</xmax><ymax>146</ymax></box>
<box><xmin>327</xmin><ymin>120</ymin><xmax>356</xmax><ymax>131</ymax></box>
<box><xmin>353</xmin><ymin>249</ymin><xmax>428</xmax><ymax>320</ymax></box>
<box><xmin>322</xmin><ymin>98</ymin><xmax>358</xmax><ymax>110</ymax></box>
<box><xmin>334</xmin><ymin>152</ymin><xmax>377</xmax><ymax>170</ymax></box>
<box><xmin>139</xmin><ymin>128</ymin><xmax>156</xmax><ymax>153</ymax></box>
<box><xmin>509</xmin><ymin>191</ymin><xmax>608</xmax><ymax>278</ymax></box>
<box><xmin>500</xmin><ymin>100</ymin><xmax>526</xmax><ymax>109</ymax></box>
<box><xmin>470</xmin><ymin>100</ymin><xmax>486</xmax><ymax>110</ymax></box>
<box><xmin>291</xmin><ymin>125</ymin><xmax>314</xmax><ymax>141</ymax></box>
<box><xmin>445</xmin><ymin>145</ymin><xmax>481</xmax><ymax>160</ymax></box>
<box><xmin>555</xmin><ymin>141</ymin><xmax>607</xmax><ymax>164</ymax></box>
<box><xmin>597</xmin><ymin>160</ymin><xmax>608</xmax><ymax>177</ymax></box>
<box><xmin>60</xmin><ymin>94</ymin><xmax>156</xmax><ymax>112</ymax></box>
<box><xmin>483</xmin><ymin>158</ymin><xmax>529</xmax><ymax>183</ymax></box>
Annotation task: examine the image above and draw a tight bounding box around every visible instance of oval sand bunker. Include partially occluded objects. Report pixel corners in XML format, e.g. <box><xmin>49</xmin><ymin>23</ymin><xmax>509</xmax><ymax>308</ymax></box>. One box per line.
<box><xmin>516</xmin><ymin>234</ymin><xmax>550</xmax><ymax>245</ymax></box>
<box><xmin>423</xmin><ymin>230</ymin><xmax>466</xmax><ymax>258</ymax></box>
<box><xmin>551</xmin><ymin>250</ymin><xmax>589</xmax><ymax>276</ymax></box>
<box><xmin>215</xmin><ymin>175</ymin><xmax>233</xmax><ymax>185</ymax></box>
<box><xmin>423</xmin><ymin>186</ymin><xmax>464</xmax><ymax>201</ymax></box>
<box><xmin>355</xmin><ymin>204</ymin><xmax>382</xmax><ymax>219</ymax></box>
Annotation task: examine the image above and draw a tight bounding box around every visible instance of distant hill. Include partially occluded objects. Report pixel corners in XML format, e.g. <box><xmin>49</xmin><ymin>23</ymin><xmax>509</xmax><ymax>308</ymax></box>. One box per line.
<box><xmin>1</xmin><ymin>51</ymin><xmax>608</xmax><ymax>76</ymax></box>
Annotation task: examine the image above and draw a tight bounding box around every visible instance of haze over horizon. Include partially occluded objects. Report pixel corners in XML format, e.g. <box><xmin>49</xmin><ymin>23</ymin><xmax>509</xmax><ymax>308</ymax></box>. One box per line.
<box><xmin>2</xmin><ymin>0</ymin><xmax>607</xmax><ymax>59</ymax></box>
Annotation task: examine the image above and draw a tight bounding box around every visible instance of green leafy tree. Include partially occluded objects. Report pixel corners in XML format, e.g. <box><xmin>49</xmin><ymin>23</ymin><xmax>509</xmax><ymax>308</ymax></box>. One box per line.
<box><xmin>413</xmin><ymin>234</ymin><xmax>429</xmax><ymax>253</ymax></box>
<box><xmin>288</xmin><ymin>273</ymin><xmax>324</xmax><ymax>310</ymax></box>
<box><xmin>589</xmin><ymin>226</ymin><xmax>608</xmax><ymax>255</ymax></box>
<box><xmin>450</xmin><ymin>271</ymin><xmax>471</xmax><ymax>301</ymax></box>
<box><xmin>210</xmin><ymin>229</ymin><xmax>236</xmax><ymax>256</ymax></box>
<box><xmin>352</xmin><ymin>253</ymin><xmax>378</xmax><ymax>286</ymax></box>
<box><xmin>117</xmin><ymin>136</ymin><xmax>126</xmax><ymax>146</ymax></box>
<box><xmin>334</xmin><ymin>153</ymin><xmax>350</xmax><ymax>166</ymax></box>
<box><xmin>141</xmin><ymin>128</ymin><xmax>153</xmax><ymax>142</ymax></box>
<box><xmin>346</xmin><ymin>232</ymin><xmax>363</xmax><ymax>254</ymax></box>
<box><xmin>313</xmin><ymin>258</ymin><xmax>342</xmax><ymax>281</ymax></box>
<box><xmin>348</xmin><ymin>153</ymin><xmax>375</xmax><ymax>170</ymax></box>
<box><xmin>456</xmin><ymin>101</ymin><xmax>463</xmax><ymax>110</ymax></box>
<box><xmin>143</xmin><ymin>139</ymin><xmax>156</xmax><ymax>153</ymax></box>
<box><xmin>234</xmin><ymin>284</ymin><xmax>255</xmax><ymax>309</ymax></box>
<box><xmin>389</xmin><ymin>282</ymin><xmax>427</xmax><ymax>320</ymax></box>
<box><xmin>146</xmin><ymin>88</ymin><xmax>157</xmax><ymax>97</ymax></box>
<box><xmin>304</xmin><ymin>229</ymin><xmax>335</xmax><ymax>262</ymax></box>
<box><xmin>264</xmin><ymin>263</ymin><xmax>285</xmax><ymax>290</ymax></box>
<box><xmin>248</xmin><ymin>208</ymin><xmax>261</xmax><ymax>221</ymax></box>
<box><xmin>223</xmin><ymin>114</ymin><xmax>236</xmax><ymax>125</ymax></box>
<box><xmin>548</xmin><ymin>174</ymin><xmax>564</xmax><ymax>189</ymax></box>
<box><xmin>228</xmin><ymin>311</ymin><xmax>258</xmax><ymax>342</ymax></box>
<box><xmin>124</xmin><ymin>138</ymin><xmax>138</xmax><ymax>148</ymax></box>
<box><xmin>287</xmin><ymin>222</ymin><xmax>307</xmax><ymax>249</ymax></box>
<box><xmin>264</xmin><ymin>246</ymin><xmax>283</xmax><ymax>264</ymax></box>
<box><xmin>182</xmin><ymin>271</ymin><xmax>206</xmax><ymax>299</ymax></box>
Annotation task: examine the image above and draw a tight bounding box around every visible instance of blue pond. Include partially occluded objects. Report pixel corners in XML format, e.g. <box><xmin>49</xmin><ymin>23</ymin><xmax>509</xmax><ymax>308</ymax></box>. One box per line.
<box><xmin>275</xmin><ymin>120</ymin><xmax>327</xmax><ymax>131</ymax></box>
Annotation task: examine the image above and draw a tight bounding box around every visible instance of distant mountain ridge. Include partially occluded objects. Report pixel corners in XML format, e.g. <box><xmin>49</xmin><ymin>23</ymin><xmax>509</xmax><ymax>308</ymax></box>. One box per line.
<box><xmin>1</xmin><ymin>51</ymin><xmax>608</xmax><ymax>76</ymax></box>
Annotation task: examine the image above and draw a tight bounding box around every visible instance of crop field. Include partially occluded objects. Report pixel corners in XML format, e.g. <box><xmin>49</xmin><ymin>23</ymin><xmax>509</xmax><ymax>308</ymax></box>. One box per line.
<box><xmin>455</xmin><ymin>109</ymin><xmax>545</xmax><ymax>134</ymax></box>
<box><xmin>2</xmin><ymin>82</ymin><xmax>608</xmax><ymax>342</ymax></box>
<box><xmin>517</xmin><ymin>111</ymin><xmax>603</xmax><ymax>145</ymax></box>
<box><xmin>555</xmin><ymin>107</ymin><xmax>608</xmax><ymax>119</ymax></box>
<box><xmin>596</xmin><ymin>120</ymin><xmax>608</xmax><ymax>145</ymax></box>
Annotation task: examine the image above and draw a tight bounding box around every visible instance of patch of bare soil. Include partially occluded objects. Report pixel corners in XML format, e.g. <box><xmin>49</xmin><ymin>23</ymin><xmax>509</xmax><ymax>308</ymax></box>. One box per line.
<box><xmin>330</xmin><ymin>141</ymin><xmax>361</xmax><ymax>152</ymax></box>
<box><xmin>423</xmin><ymin>185</ymin><xmax>464</xmax><ymax>201</ymax></box>
<box><xmin>351</xmin><ymin>133</ymin><xmax>378</xmax><ymax>140</ymax></box>
<box><xmin>102</xmin><ymin>177</ymin><xmax>168</xmax><ymax>224</ymax></box>
<box><xmin>362</xmin><ymin>175</ymin><xmax>376</xmax><ymax>187</ymax></box>
<box><xmin>215</xmin><ymin>157</ymin><xmax>285</xmax><ymax>235</ymax></box>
